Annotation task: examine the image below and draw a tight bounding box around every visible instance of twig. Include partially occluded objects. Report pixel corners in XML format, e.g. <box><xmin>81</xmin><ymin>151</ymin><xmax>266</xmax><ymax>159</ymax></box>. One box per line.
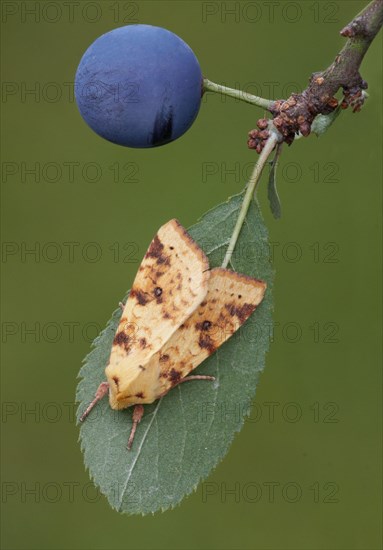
<box><xmin>220</xmin><ymin>0</ymin><xmax>382</xmax><ymax>265</ymax></box>
<box><xmin>269</xmin><ymin>0</ymin><xmax>383</xmax><ymax>143</ymax></box>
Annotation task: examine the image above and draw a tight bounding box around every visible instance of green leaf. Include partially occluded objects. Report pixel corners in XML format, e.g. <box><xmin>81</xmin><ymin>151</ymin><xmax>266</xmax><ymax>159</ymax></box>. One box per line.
<box><xmin>311</xmin><ymin>106</ymin><xmax>341</xmax><ymax>137</ymax></box>
<box><xmin>76</xmin><ymin>193</ymin><xmax>274</xmax><ymax>514</ymax></box>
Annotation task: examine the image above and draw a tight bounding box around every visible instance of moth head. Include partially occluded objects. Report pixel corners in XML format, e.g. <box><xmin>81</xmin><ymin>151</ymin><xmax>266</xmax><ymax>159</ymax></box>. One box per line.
<box><xmin>105</xmin><ymin>361</ymin><xmax>160</xmax><ymax>409</ymax></box>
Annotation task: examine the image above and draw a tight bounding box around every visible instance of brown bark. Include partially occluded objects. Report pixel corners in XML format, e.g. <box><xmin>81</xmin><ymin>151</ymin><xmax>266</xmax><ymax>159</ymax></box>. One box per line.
<box><xmin>249</xmin><ymin>0</ymin><xmax>383</xmax><ymax>148</ymax></box>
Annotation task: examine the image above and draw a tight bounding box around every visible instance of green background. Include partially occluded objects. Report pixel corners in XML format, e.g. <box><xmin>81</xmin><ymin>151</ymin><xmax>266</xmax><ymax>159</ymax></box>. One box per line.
<box><xmin>1</xmin><ymin>1</ymin><xmax>382</xmax><ymax>549</ymax></box>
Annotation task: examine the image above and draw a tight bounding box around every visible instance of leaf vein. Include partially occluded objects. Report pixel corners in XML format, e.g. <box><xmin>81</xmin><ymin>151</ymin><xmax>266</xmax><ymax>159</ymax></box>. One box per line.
<box><xmin>117</xmin><ymin>398</ymin><xmax>163</xmax><ymax>511</ymax></box>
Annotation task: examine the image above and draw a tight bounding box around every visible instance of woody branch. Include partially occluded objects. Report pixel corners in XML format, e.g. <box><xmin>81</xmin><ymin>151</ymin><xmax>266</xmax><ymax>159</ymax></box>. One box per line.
<box><xmin>261</xmin><ymin>0</ymin><xmax>383</xmax><ymax>146</ymax></box>
<box><xmin>221</xmin><ymin>0</ymin><xmax>382</xmax><ymax>268</ymax></box>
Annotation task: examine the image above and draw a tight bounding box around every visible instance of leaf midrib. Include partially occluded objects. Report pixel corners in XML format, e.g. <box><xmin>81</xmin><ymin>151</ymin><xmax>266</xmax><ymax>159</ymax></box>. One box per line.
<box><xmin>117</xmin><ymin>397</ymin><xmax>163</xmax><ymax>511</ymax></box>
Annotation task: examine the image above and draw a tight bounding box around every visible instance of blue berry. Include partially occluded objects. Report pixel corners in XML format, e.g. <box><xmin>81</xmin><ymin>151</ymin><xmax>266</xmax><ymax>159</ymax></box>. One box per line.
<box><xmin>75</xmin><ymin>25</ymin><xmax>203</xmax><ymax>148</ymax></box>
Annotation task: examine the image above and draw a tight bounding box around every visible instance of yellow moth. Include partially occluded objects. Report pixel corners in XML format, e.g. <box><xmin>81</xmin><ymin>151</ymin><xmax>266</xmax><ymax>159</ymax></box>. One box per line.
<box><xmin>80</xmin><ymin>219</ymin><xmax>266</xmax><ymax>449</ymax></box>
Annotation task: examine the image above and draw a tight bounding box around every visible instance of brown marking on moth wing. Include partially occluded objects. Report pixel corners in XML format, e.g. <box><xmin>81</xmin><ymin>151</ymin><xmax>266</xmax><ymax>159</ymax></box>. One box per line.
<box><xmin>139</xmin><ymin>338</ymin><xmax>147</xmax><ymax>348</ymax></box>
<box><xmin>130</xmin><ymin>287</ymin><xmax>149</xmax><ymax>306</ymax></box>
<box><xmin>176</xmin><ymin>273</ymin><xmax>183</xmax><ymax>290</ymax></box>
<box><xmin>198</xmin><ymin>333</ymin><xmax>216</xmax><ymax>354</ymax></box>
<box><xmin>150</xmin><ymin>268</ymin><xmax>266</xmax><ymax>399</ymax></box>
<box><xmin>146</xmin><ymin>234</ymin><xmax>163</xmax><ymax>258</ymax></box>
<box><xmin>195</xmin><ymin>320</ymin><xmax>212</xmax><ymax>331</ymax></box>
<box><xmin>217</xmin><ymin>311</ymin><xmax>228</xmax><ymax>324</ymax></box>
<box><xmin>135</xmin><ymin>392</ymin><xmax>145</xmax><ymax>399</ymax></box>
<box><xmin>225</xmin><ymin>302</ymin><xmax>257</xmax><ymax>324</ymax></box>
<box><xmin>139</xmin><ymin>365</ymin><xmax>146</xmax><ymax>371</ymax></box>
<box><xmin>159</xmin><ymin>354</ymin><xmax>170</xmax><ymax>363</ymax></box>
<box><xmin>163</xmin><ymin>311</ymin><xmax>171</xmax><ymax>319</ymax></box>
<box><xmin>156</xmin><ymin>270</ymin><xmax>165</xmax><ymax>278</ymax></box>
<box><xmin>153</xmin><ymin>286</ymin><xmax>163</xmax><ymax>304</ymax></box>
<box><xmin>148</xmin><ymin>274</ymin><xmax>157</xmax><ymax>286</ymax></box>
<box><xmin>145</xmin><ymin>235</ymin><xmax>171</xmax><ymax>266</ymax></box>
<box><xmin>113</xmin><ymin>331</ymin><xmax>131</xmax><ymax>351</ymax></box>
<box><xmin>112</xmin><ymin>376</ymin><xmax>119</xmax><ymax>389</ymax></box>
<box><xmin>169</xmin><ymin>368</ymin><xmax>181</xmax><ymax>385</ymax></box>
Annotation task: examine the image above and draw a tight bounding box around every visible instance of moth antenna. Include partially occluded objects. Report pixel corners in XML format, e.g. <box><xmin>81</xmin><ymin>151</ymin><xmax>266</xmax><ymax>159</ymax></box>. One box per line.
<box><xmin>118</xmin><ymin>301</ymin><xmax>125</xmax><ymax>310</ymax></box>
<box><xmin>80</xmin><ymin>381</ymin><xmax>109</xmax><ymax>422</ymax></box>
<box><xmin>127</xmin><ymin>404</ymin><xmax>144</xmax><ymax>450</ymax></box>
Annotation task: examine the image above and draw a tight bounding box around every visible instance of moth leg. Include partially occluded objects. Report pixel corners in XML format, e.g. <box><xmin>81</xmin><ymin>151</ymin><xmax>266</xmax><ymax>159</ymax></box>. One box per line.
<box><xmin>127</xmin><ymin>404</ymin><xmax>144</xmax><ymax>451</ymax></box>
<box><xmin>80</xmin><ymin>381</ymin><xmax>109</xmax><ymax>422</ymax></box>
<box><xmin>118</xmin><ymin>301</ymin><xmax>125</xmax><ymax>310</ymax></box>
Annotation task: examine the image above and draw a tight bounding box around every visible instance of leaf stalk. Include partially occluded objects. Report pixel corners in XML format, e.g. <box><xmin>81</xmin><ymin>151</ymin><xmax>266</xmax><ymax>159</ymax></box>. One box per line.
<box><xmin>222</xmin><ymin>133</ymin><xmax>279</xmax><ymax>268</ymax></box>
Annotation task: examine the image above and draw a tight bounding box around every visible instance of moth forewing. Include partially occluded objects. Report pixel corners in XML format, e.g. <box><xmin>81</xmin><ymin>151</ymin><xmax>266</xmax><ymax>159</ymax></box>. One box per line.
<box><xmin>105</xmin><ymin>218</ymin><xmax>210</xmax><ymax>409</ymax></box>
<box><xmin>145</xmin><ymin>268</ymin><xmax>267</xmax><ymax>398</ymax></box>
<box><xmin>80</xmin><ymin>221</ymin><xmax>267</xmax><ymax>452</ymax></box>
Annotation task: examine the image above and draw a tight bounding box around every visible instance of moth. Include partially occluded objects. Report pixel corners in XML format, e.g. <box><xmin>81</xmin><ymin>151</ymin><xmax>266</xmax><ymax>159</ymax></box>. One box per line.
<box><xmin>80</xmin><ymin>219</ymin><xmax>266</xmax><ymax>449</ymax></box>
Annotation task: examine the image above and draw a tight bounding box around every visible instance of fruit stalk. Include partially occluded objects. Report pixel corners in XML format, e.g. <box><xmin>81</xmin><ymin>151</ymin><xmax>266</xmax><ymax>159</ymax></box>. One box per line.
<box><xmin>203</xmin><ymin>78</ymin><xmax>273</xmax><ymax>110</ymax></box>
